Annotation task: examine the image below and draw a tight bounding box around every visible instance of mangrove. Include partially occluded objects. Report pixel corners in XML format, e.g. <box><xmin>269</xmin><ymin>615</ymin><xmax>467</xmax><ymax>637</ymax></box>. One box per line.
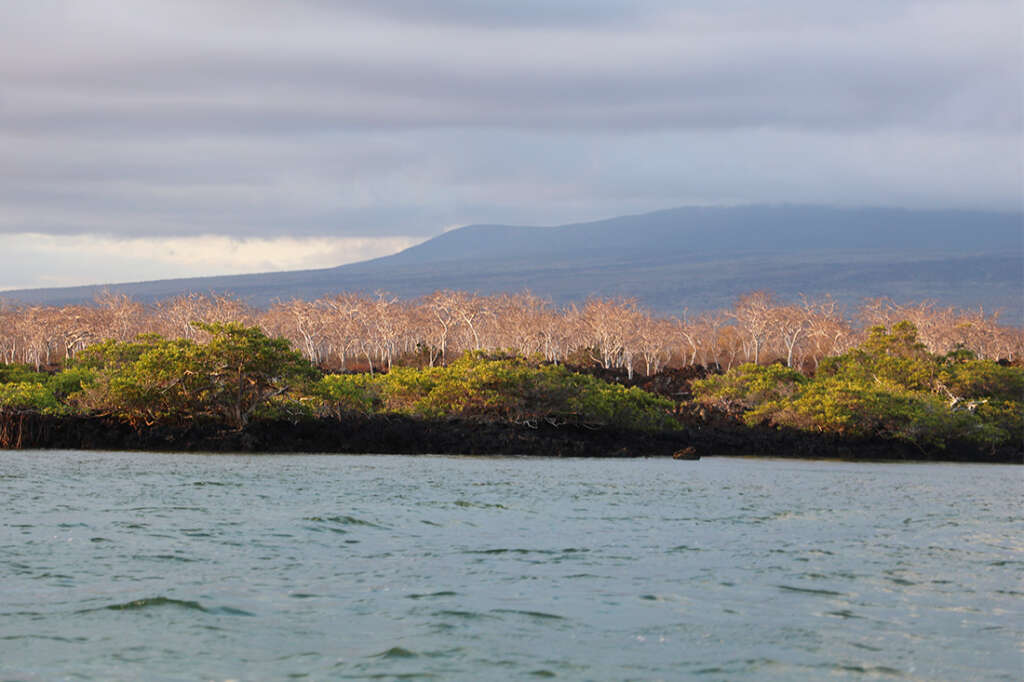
<box><xmin>0</xmin><ymin>321</ymin><xmax>1020</xmax><ymax>462</ymax></box>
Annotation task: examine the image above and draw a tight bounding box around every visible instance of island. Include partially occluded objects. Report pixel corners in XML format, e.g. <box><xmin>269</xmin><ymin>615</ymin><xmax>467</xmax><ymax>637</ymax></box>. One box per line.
<box><xmin>1</xmin><ymin>316</ymin><xmax>1020</xmax><ymax>462</ymax></box>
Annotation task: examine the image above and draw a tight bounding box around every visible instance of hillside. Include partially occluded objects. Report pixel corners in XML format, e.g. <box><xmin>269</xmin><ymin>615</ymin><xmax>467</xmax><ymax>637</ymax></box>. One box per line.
<box><xmin>4</xmin><ymin>205</ymin><xmax>1022</xmax><ymax>320</ymax></box>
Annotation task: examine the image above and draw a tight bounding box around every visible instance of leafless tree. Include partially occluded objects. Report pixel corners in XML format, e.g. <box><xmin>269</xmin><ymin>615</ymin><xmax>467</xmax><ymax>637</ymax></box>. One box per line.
<box><xmin>729</xmin><ymin>291</ymin><xmax>776</xmax><ymax>365</ymax></box>
<box><xmin>0</xmin><ymin>288</ymin><xmax>1020</xmax><ymax>371</ymax></box>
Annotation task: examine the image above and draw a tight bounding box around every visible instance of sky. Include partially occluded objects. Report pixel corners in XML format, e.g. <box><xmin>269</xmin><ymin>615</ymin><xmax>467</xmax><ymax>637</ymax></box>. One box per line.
<box><xmin>1</xmin><ymin>0</ymin><xmax>1021</xmax><ymax>290</ymax></box>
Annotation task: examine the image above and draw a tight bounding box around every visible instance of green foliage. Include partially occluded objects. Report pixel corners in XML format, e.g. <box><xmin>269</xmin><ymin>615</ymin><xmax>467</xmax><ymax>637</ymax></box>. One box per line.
<box><xmin>939</xmin><ymin>358</ymin><xmax>1024</xmax><ymax>402</ymax></box>
<box><xmin>194</xmin><ymin>322</ymin><xmax>320</xmax><ymax>428</ymax></box>
<box><xmin>47</xmin><ymin>367</ymin><xmax>96</xmax><ymax>399</ymax></box>
<box><xmin>76</xmin><ymin>323</ymin><xmax>319</xmax><ymax>428</ymax></box>
<box><xmin>0</xmin><ymin>363</ymin><xmax>48</xmax><ymax>385</ymax></box>
<box><xmin>315</xmin><ymin>352</ymin><xmax>679</xmax><ymax>431</ymax></box>
<box><xmin>316</xmin><ymin>373</ymin><xmax>382</xmax><ymax>417</ymax></box>
<box><xmin>70</xmin><ymin>335</ymin><xmax>164</xmax><ymax>370</ymax></box>
<box><xmin>0</xmin><ymin>364</ymin><xmax>92</xmax><ymax>410</ymax></box>
<box><xmin>404</xmin><ymin>354</ymin><xmax>567</xmax><ymax>421</ymax></box>
<box><xmin>745</xmin><ymin>376</ymin><xmax>955</xmax><ymax>446</ymax></box>
<box><xmin>378</xmin><ymin>365</ymin><xmax>444</xmax><ymax>413</ymax></box>
<box><xmin>966</xmin><ymin>401</ymin><xmax>1024</xmax><ymax>450</ymax></box>
<box><xmin>82</xmin><ymin>337</ymin><xmax>206</xmax><ymax>425</ymax></box>
<box><xmin>568</xmin><ymin>381</ymin><xmax>680</xmax><ymax>432</ymax></box>
<box><xmin>10</xmin><ymin>318</ymin><xmax>1017</xmax><ymax>454</ymax></box>
<box><xmin>691</xmin><ymin>363</ymin><xmax>807</xmax><ymax>412</ymax></box>
<box><xmin>0</xmin><ymin>382</ymin><xmax>63</xmax><ymax>414</ymax></box>
<box><xmin>17</xmin><ymin>342</ymin><xmax>676</xmax><ymax>431</ymax></box>
<box><xmin>694</xmin><ymin>321</ymin><xmax>1022</xmax><ymax>453</ymax></box>
<box><xmin>253</xmin><ymin>395</ymin><xmax>318</xmax><ymax>423</ymax></box>
<box><xmin>818</xmin><ymin>322</ymin><xmax>939</xmax><ymax>391</ymax></box>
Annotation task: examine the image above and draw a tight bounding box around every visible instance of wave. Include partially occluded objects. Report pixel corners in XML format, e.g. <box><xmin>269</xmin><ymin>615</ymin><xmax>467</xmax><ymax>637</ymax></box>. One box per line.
<box><xmin>373</xmin><ymin>646</ymin><xmax>418</xmax><ymax>659</ymax></box>
<box><xmin>407</xmin><ymin>591</ymin><xmax>457</xmax><ymax>599</ymax></box>
<box><xmin>101</xmin><ymin>597</ymin><xmax>208</xmax><ymax>612</ymax></box>
<box><xmin>76</xmin><ymin>596</ymin><xmax>254</xmax><ymax>616</ymax></box>
<box><xmin>491</xmin><ymin>608</ymin><xmax>565</xmax><ymax>620</ymax></box>
<box><xmin>303</xmin><ymin>515</ymin><xmax>386</xmax><ymax>528</ymax></box>
<box><xmin>776</xmin><ymin>585</ymin><xmax>844</xmax><ymax>597</ymax></box>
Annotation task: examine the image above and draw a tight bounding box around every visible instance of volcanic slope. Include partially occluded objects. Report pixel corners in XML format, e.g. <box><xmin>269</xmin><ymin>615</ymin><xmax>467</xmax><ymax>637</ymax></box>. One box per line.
<box><xmin>6</xmin><ymin>205</ymin><xmax>1022</xmax><ymax>320</ymax></box>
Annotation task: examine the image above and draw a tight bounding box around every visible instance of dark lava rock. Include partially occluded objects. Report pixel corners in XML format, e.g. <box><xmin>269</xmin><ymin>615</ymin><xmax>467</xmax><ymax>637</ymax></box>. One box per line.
<box><xmin>1</xmin><ymin>410</ymin><xmax>1019</xmax><ymax>463</ymax></box>
<box><xmin>673</xmin><ymin>446</ymin><xmax>700</xmax><ymax>460</ymax></box>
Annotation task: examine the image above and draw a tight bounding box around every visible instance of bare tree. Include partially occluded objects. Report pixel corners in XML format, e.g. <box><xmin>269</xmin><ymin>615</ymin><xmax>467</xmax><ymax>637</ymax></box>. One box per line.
<box><xmin>771</xmin><ymin>299</ymin><xmax>812</xmax><ymax>368</ymax></box>
<box><xmin>0</xmin><ymin>287</ymin><xmax>1020</xmax><ymax>372</ymax></box>
<box><xmin>729</xmin><ymin>291</ymin><xmax>776</xmax><ymax>365</ymax></box>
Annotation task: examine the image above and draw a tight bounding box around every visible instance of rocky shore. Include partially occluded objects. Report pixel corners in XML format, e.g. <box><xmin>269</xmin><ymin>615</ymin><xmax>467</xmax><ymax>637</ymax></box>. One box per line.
<box><xmin>2</xmin><ymin>411</ymin><xmax>1018</xmax><ymax>462</ymax></box>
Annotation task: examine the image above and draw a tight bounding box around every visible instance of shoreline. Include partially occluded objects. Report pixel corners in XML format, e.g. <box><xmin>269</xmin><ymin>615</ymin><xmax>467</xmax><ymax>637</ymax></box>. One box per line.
<box><xmin>3</xmin><ymin>413</ymin><xmax>1019</xmax><ymax>463</ymax></box>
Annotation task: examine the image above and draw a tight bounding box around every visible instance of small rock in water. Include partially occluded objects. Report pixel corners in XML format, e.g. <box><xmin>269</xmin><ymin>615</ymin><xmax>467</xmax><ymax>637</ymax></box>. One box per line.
<box><xmin>672</xmin><ymin>446</ymin><xmax>700</xmax><ymax>460</ymax></box>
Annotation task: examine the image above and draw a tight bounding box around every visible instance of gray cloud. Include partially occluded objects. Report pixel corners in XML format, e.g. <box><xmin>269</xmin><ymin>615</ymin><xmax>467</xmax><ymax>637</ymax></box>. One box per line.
<box><xmin>0</xmin><ymin>0</ymin><xmax>1020</xmax><ymax>245</ymax></box>
<box><xmin>337</xmin><ymin>0</ymin><xmax>660</xmax><ymax>28</ymax></box>
<box><xmin>5</xmin><ymin>2</ymin><xmax>1019</xmax><ymax>135</ymax></box>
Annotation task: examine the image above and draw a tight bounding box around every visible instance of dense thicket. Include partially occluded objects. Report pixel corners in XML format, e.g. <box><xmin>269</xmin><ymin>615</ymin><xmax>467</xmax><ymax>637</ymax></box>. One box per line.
<box><xmin>0</xmin><ymin>315</ymin><xmax>1019</xmax><ymax>459</ymax></box>
<box><xmin>693</xmin><ymin>323</ymin><xmax>1022</xmax><ymax>456</ymax></box>
<box><xmin>315</xmin><ymin>353</ymin><xmax>678</xmax><ymax>431</ymax></box>
<box><xmin>0</xmin><ymin>329</ymin><xmax>679</xmax><ymax>435</ymax></box>
<box><xmin>1</xmin><ymin>290</ymin><xmax>1020</xmax><ymax>373</ymax></box>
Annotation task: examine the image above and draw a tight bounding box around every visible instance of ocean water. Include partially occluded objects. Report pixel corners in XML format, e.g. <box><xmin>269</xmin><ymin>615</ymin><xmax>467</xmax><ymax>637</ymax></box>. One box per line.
<box><xmin>1</xmin><ymin>451</ymin><xmax>1021</xmax><ymax>681</ymax></box>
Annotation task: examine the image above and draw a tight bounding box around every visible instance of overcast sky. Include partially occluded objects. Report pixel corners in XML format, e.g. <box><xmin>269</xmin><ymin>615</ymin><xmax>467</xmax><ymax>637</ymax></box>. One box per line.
<box><xmin>1</xmin><ymin>0</ymin><xmax>1021</xmax><ymax>290</ymax></box>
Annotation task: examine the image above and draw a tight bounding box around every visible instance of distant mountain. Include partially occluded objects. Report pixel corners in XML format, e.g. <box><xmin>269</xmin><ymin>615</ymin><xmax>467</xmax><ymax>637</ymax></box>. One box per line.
<box><xmin>5</xmin><ymin>205</ymin><xmax>1023</xmax><ymax>321</ymax></box>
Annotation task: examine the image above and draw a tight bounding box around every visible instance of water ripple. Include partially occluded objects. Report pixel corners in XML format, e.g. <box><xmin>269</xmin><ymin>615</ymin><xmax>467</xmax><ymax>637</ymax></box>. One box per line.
<box><xmin>2</xmin><ymin>451</ymin><xmax>1020</xmax><ymax>681</ymax></box>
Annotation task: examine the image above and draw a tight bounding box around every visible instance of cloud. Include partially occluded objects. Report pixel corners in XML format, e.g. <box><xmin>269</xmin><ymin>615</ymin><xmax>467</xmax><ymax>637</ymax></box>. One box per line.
<box><xmin>4</xmin><ymin>2</ymin><xmax>1019</xmax><ymax>135</ymax></box>
<box><xmin>1</xmin><ymin>127</ymin><xmax>1017</xmax><ymax>242</ymax></box>
<box><xmin>0</xmin><ymin>0</ymin><xmax>1019</xmax><ymax>287</ymax></box>
<box><xmin>0</xmin><ymin>233</ymin><xmax>420</xmax><ymax>290</ymax></box>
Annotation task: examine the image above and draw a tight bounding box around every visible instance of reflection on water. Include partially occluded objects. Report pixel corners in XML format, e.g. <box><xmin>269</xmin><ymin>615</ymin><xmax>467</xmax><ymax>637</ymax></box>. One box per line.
<box><xmin>1</xmin><ymin>452</ymin><xmax>1021</xmax><ymax>680</ymax></box>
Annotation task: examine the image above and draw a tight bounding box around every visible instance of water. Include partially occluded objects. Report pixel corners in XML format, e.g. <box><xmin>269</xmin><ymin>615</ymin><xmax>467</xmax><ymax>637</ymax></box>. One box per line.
<box><xmin>1</xmin><ymin>451</ymin><xmax>1021</xmax><ymax>681</ymax></box>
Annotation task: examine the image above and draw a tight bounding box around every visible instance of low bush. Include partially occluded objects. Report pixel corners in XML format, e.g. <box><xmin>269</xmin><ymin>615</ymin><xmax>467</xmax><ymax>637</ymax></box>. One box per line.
<box><xmin>693</xmin><ymin>323</ymin><xmax>1023</xmax><ymax>453</ymax></box>
<box><xmin>316</xmin><ymin>352</ymin><xmax>679</xmax><ymax>431</ymax></box>
<box><xmin>0</xmin><ymin>382</ymin><xmax>63</xmax><ymax>414</ymax></box>
<box><xmin>73</xmin><ymin>323</ymin><xmax>319</xmax><ymax>428</ymax></box>
<box><xmin>0</xmin><ymin>363</ymin><xmax>48</xmax><ymax>384</ymax></box>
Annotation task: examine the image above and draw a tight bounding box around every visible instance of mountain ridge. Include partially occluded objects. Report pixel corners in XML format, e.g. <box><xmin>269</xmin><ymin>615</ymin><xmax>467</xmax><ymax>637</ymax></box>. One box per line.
<box><xmin>4</xmin><ymin>204</ymin><xmax>1022</xmax><ymax>320</ymax></box>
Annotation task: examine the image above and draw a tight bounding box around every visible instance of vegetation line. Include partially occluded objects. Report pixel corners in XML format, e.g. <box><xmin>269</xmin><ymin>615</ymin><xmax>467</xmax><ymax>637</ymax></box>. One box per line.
<box><xmin>0</xmin><ymin>294</ymin><xmax>1019</xmax><ymax>460</ymax></box>
<box><xmin>1</xmin><ymin>289</ymin><xmax>1019</xmax><ymax>373</ymax></box>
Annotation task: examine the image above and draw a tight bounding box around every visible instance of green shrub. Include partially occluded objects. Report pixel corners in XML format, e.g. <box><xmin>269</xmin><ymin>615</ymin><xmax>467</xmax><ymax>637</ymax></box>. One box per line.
<box><xmin>692</xmin><ymin>363</ymin><xmax>806</xmax><ymax>412</ymax></box>
<box><xmin>315</xmin><ymin>352</ymin><xmax>678</xmax><ymax>431</ymax></box>
<box><xmin>568</xmin><ymin>381</ymin><xmax>679</xmax><ymax>431</ymax></box>
<box><xmin>0</xmin><ymin>363</ymin><xmax>48</xmax><ymax>385</ymax></box>
<box><xmin>47</xmin><ymin>367</ymin><xmax>96</xmax><ymax>399</ymax></box>
<box><xmin>818</xmin><ymin>323</ymin><xmax>940</xmax><ymax>392</ymax></box>
<box><xmin>693</xmin><ymin>322</ymin><xmax>1022</xmax><ymax>453</ymax></box>
<box><xmin>0</xmin><ymin>382</ymin><xmax>63</xmax><ymax>414</ymax></box>
<box><xmin>939</xmin><ymin>358</ymin><xmax>1024</xmax><ymax>402</ymax></box>
<box><xmin>70</xmin><ymin>335</ymin><xmax>165</xmax><ymax>370</ymax></box>
<box><xmin>254</xmin><ymin>395</ymin><xmax>317</xmax><ymax>422</ymax></box>
<box><xmin>745</xmin><ymin>376</ymin><xmax>954</xmax><ymax>446</ymax></box>
<box><xmin>315</xmin><ymin>374</ymin><xmax>382</xmax><ymax>417</ymax></box>
<box><xmin>75</xmin><ymin>323</ymin><xmax>319</xmax><ymax>428</ymax></box>
<box><xmin>380</xmin><ymin>365</ymin><xmax>444</xmax><ymax>413</ymax></box>
<box><xmin>966</xmin><ymin>401</ymin><xmax>1024</xmax><ymax>450</ymax></box>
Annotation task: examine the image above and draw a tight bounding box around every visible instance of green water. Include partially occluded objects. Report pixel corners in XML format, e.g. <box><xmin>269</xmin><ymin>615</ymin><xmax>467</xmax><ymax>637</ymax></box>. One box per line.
<box><xmin>1</xmin><ymin>452</ymin><xmax>1021</xmax><ymax>681</ymax></box>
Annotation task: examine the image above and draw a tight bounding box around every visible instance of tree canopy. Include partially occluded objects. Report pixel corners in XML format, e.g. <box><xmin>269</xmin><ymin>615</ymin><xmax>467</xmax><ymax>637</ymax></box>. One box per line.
<box><xmin>75</xmin><ymin>322</ymin><xmax>319</xmax><ymax>428</ymax></box>
<box><xmin>316</xmin><ymin>352</ymin><xmax>679</xmax><ymax>432</ymax></box>
<box><xmin>693</xmin><ymin>323</ymin><xmax>1023</xmax><ymax>452</ymax></box>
